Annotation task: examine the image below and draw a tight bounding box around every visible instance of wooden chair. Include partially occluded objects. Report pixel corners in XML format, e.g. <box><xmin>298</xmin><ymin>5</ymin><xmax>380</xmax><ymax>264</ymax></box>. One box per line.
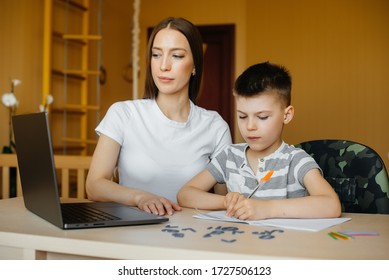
<box><xmin>0</xmin><ymin>153</ymin><xmax>91</xmax><ymax>200</ymax></box>
<box><xmin>0</xmin><ymin>154</ymin><xmax>21</xmax><ymax>199</ymax></box>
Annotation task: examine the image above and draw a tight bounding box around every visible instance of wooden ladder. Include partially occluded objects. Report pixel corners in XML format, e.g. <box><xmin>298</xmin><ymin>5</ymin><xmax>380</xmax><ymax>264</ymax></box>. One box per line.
<box><xmin>42</xmin><ymin>0</ymin><xmax>102</xmax><ymax>155</ymax></box>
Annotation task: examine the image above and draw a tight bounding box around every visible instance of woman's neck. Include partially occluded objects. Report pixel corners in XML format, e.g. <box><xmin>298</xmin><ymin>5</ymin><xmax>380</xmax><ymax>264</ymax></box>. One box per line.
<box><xmin>156</xmin><ymin>94</ymin><xmax>191</xmax><ymax>122</ymax></box>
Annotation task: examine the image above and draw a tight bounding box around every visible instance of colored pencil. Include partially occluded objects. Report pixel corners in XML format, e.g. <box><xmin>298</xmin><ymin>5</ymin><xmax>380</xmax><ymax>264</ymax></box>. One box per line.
<box><xmin>330</xmin><ymin>232</ymin><xmax>350</xmax><ymax>240</ymax></box>
<box><xmin>248</xmin><ymin>170</ymin><xmax>274</xmax><ymax>198</ymax></box>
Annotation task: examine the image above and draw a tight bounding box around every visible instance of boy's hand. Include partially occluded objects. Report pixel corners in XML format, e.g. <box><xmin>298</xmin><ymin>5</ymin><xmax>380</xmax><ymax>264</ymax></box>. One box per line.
<box><xmin>224</xmin><ymin>192</ymin><xmax>246</xmax><ymax>217</ymax></box>
<box><xmin>226</xmin><ymin>197</ymin><xmax>270</xmax><ymax>220</ymax></box>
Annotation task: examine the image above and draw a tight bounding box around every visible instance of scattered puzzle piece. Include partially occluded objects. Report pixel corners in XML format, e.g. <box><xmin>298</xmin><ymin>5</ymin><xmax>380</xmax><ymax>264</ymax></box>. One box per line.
<box><xmin>252</xmin><ymin>229</ymin><xmax>284</xmax><ymax>239</ymax></box>
<box><xmin>162</xmin><ymin>224</ymin><xmax>284</xmax><ymax>242</ymax></box>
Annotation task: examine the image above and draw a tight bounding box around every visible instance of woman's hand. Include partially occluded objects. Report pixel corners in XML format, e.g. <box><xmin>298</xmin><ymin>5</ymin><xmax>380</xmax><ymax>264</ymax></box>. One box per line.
<box><xmin>136</xmin><ymin>192</ymin><xmax>181</xmax><ymax>216</ymax></box>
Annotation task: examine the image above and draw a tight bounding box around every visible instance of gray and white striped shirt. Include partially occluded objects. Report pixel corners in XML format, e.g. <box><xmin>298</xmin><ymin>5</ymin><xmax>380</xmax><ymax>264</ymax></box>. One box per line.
<box><xmin>206</xmin><ymin>142</ymin><xmax>321</xmax><ymax>199</ymax></box>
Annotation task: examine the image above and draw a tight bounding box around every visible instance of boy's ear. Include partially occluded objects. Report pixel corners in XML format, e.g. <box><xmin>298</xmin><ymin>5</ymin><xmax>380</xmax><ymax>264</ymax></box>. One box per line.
<box><xmin>283</xmin><ymin>105</ymin><xmax>294</xmax><ymax>124</ymax></box>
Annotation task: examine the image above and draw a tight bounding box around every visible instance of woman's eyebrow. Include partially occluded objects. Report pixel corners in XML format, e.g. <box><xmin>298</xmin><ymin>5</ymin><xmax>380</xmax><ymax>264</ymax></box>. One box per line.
<box><xmin>152</xmin><ymin>46</ymin><xmax>187</xmax><ymax>52</ymax></box>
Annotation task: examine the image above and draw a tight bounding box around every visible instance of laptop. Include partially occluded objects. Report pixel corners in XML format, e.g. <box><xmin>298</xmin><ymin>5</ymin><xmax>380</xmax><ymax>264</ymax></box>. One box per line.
<box><xmin>12</xmin><ymin>112</ymin><xmax>168</xmax><ymax>229</ymax></box>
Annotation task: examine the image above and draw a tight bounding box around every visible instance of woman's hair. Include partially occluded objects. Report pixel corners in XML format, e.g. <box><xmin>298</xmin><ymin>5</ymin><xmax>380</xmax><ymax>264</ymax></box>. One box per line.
<box><xmin>143</xmin><ymin>17</ymin><xmax>203</xmax><ymax>103</ymax></box>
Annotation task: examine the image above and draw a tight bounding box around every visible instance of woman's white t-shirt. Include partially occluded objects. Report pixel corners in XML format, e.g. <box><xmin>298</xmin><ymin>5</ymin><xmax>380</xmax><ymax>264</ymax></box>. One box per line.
<box><xmin>96</xmin><ymin>99</ymin><xmax>232</xmax><ymax>202</ymax></box>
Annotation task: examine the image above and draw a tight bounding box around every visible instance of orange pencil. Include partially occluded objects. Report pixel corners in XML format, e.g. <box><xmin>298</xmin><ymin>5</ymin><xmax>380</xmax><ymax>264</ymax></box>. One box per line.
<box><xmin>328</xmin><ymin>232</ymin><xmax>338</xmax><ymax>240</ymax></box>
<box><xmin>248</xmin><ymin>170</ymin><xmax>274</xmax><ymax>198</ymax></box>
<box><xmin>330</xmin><ymin>232</ymin><xmax>349</xmax><ymax>240</ymax></box>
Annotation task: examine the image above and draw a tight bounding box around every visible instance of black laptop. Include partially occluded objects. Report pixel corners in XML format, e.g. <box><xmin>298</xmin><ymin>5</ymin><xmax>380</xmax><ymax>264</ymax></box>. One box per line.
<box><xmin>12</xmin><ymin>112</ymin><xmax>168</xmax><ymax>229</ymax></box>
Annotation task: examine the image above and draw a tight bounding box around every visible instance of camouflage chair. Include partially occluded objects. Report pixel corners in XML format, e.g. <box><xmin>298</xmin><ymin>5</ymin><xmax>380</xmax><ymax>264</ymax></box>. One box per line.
<box><xmin>295</xmin><ymin>139</ymin><xmax>389</xmax><ymax>214</ymax></box>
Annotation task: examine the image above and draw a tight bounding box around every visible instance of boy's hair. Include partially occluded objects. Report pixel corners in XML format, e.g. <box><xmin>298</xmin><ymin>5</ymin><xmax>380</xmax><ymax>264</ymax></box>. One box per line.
<box><xmin>234</xmin><ymin>62</ymin><xmax>292</xmax><ymax>106</ymax></box>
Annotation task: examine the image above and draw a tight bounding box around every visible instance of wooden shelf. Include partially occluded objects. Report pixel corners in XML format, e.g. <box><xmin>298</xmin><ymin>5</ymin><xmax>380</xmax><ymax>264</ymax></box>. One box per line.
<box><xmin>53</xmin><ymin>145</ymin><xmax>86</xmax><ymax>153</ymax></box>
<box><xmin>53</xmin><ymin>31</ymin><xmax>102</xmax><ymax>43</ymax></box>
<box><xmin>63</xmin><ymin>34</ymin><xmax>102</xmax><ymax>41</ymax></box>
<box><xmin>52</xmin><ymin>69</ymin><xmax>86</xmax><ymax>81</ymax></box>
<box><xmin>51</xmin><ymin>108</ymin><xmax>85</xmax><ymax>115</ymax></box>
<box><xmin>63</xmin><ymin>104</ymin><xmax>99</xmax><ymax>110</ymax></box>
<box><xmin>44</xmin><ymin>0</ymin><xmax>102</xmax><ymax>155</ymax></box>
<box><xmin>56</xmin><ymin>0</ymin><xmax>88</xmax><ymax>11</ymax></box>
<box><xmin>62</xmin><ymin>69</ymin><xmax>101</xmax><ymax>76</ymax></box>
<box><xmin>51</xmin><ymin>104</ymin><xmax>100</xmax><ymax>115</ymax></box>
<box><xmin>63</xmin><ymin>137</ymin><xmax>97</xmax><ymax>145</ymax></box>
<box><xmin>52</xmin><ymin>31</ymin><xmax>86</xmax><ymax>45</ymax></box>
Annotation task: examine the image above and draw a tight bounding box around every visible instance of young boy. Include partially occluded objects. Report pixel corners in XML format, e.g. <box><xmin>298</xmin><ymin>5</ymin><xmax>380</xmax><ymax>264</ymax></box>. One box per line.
<box><xmin>177</xmin><ymin>62</ymin><xmax>341</xmax><ymax>220</ymax></box>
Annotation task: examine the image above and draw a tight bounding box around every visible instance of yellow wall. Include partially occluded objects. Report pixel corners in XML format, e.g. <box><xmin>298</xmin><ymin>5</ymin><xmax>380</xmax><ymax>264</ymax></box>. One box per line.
<box><xmin>1</xmin><ymin>0</ymin><xmax>388</xmax><ymax>168</ymax></box>
<box><xmin>139</xmin><ymin>0</ymin><xmax>389</xmax><ymax>167</ymax></box>
<box><xmin>99</xmin><ymin>0</ymin><xmax>133</xmax><ymax>115</ymax></box>
<box><xmin>245</xmin><ymin>0</ymin><xmax>389</xmax><ymax>167</ymax></box>
<box><xmin>0</xmin><ymin>0</ymin><xmax>43</xmax><ymax>147</ymax></box>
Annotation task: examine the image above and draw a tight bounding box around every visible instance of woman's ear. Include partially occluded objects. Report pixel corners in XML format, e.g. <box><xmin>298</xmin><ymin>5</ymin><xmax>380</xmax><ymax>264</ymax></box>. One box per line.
<box><xmin>283</xmin><ymin>105</ymin><xmax>294</xmax><ymax>124</ymax></box>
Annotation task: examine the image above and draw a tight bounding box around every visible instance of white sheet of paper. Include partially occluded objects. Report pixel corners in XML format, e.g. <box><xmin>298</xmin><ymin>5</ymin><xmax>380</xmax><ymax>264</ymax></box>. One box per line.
<box><xmin>193</xmin><ymin>210</ymin><xmax>351</xmax><ymax>232</ymax></box>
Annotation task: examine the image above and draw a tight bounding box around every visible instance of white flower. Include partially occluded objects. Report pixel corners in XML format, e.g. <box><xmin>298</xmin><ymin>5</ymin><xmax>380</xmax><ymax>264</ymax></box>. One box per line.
<box><xmin>2</xmin><ymin>79</ymin><xmax>21</xmax><ymax>152</ymax></box>
<box><xmin>12</xmin><ymin>79</ymin><xmax>22</xmax><ymax>87</ymax></box>
<box><xmin>39</xmin><ymin>94</ymin><xmax>54</xmax><ymax>112</ymax></box>
<box><xmin>45</xmin><ymin>94</ymin><xmax>54</xmax><ymax>105</ymax></box>
<box><xmin>1</xmin><ymin>93</ymin><xmax>18</xmax><ymax>107</ymax></box>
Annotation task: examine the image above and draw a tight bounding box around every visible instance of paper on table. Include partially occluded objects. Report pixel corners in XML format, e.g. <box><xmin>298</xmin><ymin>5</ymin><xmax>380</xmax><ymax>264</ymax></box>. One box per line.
<box><xmin>193</xmin><ymin>210</ymin><xmax>351</xmax><ymax>232</ymax></box>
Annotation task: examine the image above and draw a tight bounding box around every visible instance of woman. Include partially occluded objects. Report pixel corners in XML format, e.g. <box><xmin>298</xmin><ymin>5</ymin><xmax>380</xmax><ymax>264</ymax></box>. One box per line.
<box><xmin>86</xmin><ymin>17</ymin><xmax>232</xmax><ymax>216</ymax></box>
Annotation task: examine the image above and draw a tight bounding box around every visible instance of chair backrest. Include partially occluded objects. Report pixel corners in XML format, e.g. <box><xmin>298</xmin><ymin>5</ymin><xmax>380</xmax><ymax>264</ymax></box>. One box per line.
<box><xmin>295</xmin><ymin>139</ymin><xmax>389</xmax><ymax>214</ymax></box>
<box><xmin>0</xmin><ymin>153</ymin><xmax>20</xmax><ymax>199</ymax></box>
<box><xmin>0</xmin><ymin>153</ymin><xmax>91</xmax><ymax>200</ymax></box>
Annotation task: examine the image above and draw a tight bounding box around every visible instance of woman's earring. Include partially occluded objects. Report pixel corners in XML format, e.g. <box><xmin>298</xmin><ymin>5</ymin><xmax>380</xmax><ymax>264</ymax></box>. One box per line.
<box><xmin>192</xmin><ymin>68</ymin><xmax>196</xmax><ymax>76</ymax></box>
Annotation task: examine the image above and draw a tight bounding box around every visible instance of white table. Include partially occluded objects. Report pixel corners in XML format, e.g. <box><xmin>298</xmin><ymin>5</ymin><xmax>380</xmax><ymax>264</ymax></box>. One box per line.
<box><xmin>0</xmin><ymin>197</ymin><xmax>388</xmax><ymax>259</ymax></box>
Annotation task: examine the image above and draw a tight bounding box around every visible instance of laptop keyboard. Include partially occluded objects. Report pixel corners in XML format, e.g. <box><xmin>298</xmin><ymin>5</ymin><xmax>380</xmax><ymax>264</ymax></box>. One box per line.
<box><xmin>61</xmin><ymin>203</ymin><xmax>121</xmax><ymax>223</ymax></box>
